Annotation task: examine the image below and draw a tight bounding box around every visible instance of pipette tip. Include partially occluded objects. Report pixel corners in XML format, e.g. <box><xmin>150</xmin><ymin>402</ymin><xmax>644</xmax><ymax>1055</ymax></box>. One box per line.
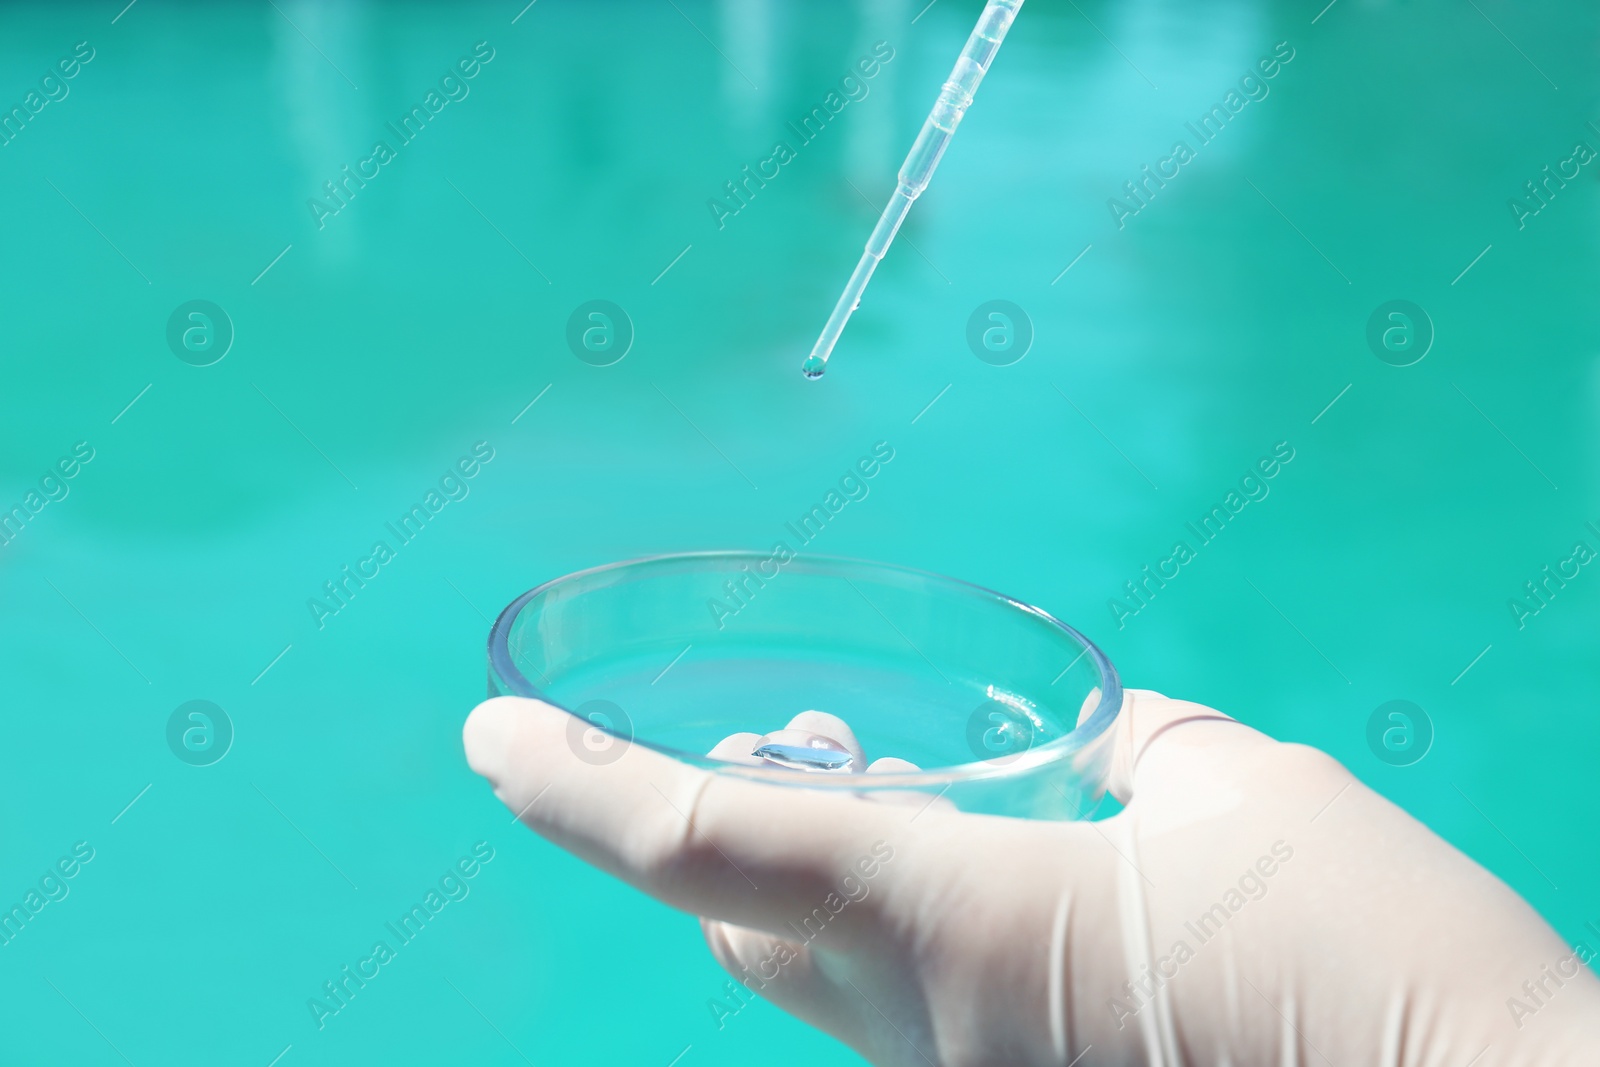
<box><xmin>801</xmin><ymin>354</ymin><xmax>827</xmax><ymax>380</ymax></box>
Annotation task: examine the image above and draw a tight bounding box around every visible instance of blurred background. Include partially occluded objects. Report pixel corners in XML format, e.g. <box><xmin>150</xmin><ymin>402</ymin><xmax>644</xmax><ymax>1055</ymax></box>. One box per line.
<box><xmin>0</xmin><ymin>0</ymin><xmax>1596</xmax><ymax>1063</ymax></box>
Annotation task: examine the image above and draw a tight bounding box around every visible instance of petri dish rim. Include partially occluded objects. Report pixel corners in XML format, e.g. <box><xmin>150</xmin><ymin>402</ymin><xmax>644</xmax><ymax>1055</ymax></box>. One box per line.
<box><xmin>487</xmin><ymin>551</ymin><xmax>1124</xmax><ymax>792</ymax></box>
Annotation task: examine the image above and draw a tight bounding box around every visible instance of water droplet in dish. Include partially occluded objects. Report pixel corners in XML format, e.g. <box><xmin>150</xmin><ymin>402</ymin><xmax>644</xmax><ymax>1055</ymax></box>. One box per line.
<box><xmin>751</xmin><ymin>729</ymin><xmax>853</xmax><ymax>771</ymax></box>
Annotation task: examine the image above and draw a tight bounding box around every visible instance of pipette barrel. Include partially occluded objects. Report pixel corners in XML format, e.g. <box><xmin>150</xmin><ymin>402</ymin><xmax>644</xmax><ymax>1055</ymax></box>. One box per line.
<box><xmin>803</xmin><ymin>0</ymin><xmax>1025</xmax><ymax>379</ymax></box>
<box><xmin>901</xmin><ymin>0</ymin><xmax>1022</xmax><ymax>195</ymax></box>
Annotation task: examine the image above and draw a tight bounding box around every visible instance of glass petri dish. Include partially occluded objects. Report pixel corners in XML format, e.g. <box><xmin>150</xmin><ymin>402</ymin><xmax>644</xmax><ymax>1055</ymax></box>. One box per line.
<box><xmin>488</xmin><ymin>552</ymin><xmax>1122</xmax><ymax>819</ymax></box>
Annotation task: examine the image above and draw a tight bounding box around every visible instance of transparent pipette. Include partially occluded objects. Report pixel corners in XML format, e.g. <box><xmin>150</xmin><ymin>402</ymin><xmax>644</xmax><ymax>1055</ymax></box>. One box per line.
<box><xmin>801</xmin><ymin>0</ymin><xmax>1025</xmax><ymax>379</ymax></box>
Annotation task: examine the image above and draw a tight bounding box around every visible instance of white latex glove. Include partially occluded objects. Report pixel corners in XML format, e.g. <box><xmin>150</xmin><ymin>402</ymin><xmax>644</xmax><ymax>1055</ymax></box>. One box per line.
<box><xmin>463</xmin><ymin>689</ymin><xmax>1600</xmax><ymax>1066</ymax></box>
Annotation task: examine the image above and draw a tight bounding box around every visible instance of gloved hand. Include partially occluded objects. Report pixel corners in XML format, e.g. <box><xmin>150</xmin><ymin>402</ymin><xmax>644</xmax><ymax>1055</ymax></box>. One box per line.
<box><xmin>463</xmin><ymin>689</ymin><xmax>1600</xmax><ymax>1066</ymax></box>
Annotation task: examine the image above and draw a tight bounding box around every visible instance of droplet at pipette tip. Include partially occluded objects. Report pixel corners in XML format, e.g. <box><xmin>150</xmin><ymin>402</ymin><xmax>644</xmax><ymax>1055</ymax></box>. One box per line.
<box><xmin>802</xmin><ymin>0</ymin><xmax>1025</xmax><ymax>380</ymax></box>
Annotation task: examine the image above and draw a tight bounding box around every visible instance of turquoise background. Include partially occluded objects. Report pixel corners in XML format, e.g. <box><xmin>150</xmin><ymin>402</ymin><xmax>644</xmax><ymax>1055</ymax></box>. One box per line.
<box><xmin>1</xmin><ymin>0</ymin><xmax>1596</xmax><ymax>1063</ymax></box>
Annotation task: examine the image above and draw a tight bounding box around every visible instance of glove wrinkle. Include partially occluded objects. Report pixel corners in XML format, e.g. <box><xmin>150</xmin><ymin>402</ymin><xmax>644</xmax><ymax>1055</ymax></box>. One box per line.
<box><xmin>1048</xmin><ymin>888</ymin><xmax>1073</xmax><ymax>1065</ymax></box>
<box><xmin>1217</xmin><ymin>933</ymin><xmax>1241</xmax><ymax>1067</ymax></box>
<box><xmin>1114</xmin><ymin>812</ymin><xmax>1182</xmax><ymax>1067</ymax></box>
<box><xmin>662</xmin><ymin>769</ymin><xmax>717</xmax><ymax>887</ymax></box>
<box><xmin>1274</xmin><ymin>986</ymin><xmax>1299</xmax><ymax>1067</ymax></box>
<box><xmin>1377</xmin><ymin>985</ymin><xmax>1408</xmax><ymax>1067</ymax></box>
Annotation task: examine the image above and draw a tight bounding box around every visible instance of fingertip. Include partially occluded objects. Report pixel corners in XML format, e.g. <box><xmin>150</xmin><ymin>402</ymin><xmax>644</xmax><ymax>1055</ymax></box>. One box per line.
<box><xmin>707</xmin><ymin>732</ymin><xmax>766</xmax><ymax>766</ymax></box>
<box><xmin>1074</xmin><ymin>687</ymin><xmax>1101</xmax><ymax>727</ymax></box>
<box><xmin>463</xmin><ymin>695</ymin><xmax>539</xmax><ymax>782</ymax></box>
<box><xmin>861</xmin><ymin>757</ymin><xmax>959</xmax><ymax>812</ymax></box>
<box><xmin>1107</xmin><ymin>688</ymin><xmax>1259</xmax><ymax>803</ymax></box>
<box><xmin>784</xmin><ymin>710</ymin><xmax>867</xmax><ymax>771</ymax></box>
